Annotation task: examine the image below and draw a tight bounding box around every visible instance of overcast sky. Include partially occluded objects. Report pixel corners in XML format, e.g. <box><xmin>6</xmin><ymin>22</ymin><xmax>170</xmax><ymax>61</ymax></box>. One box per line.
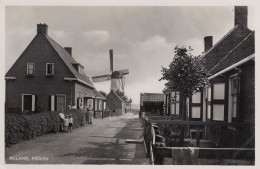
<box><xmin>5</xmin><ymin>6</ymin><xmax>254</xmax><ymax>104</ymax></box>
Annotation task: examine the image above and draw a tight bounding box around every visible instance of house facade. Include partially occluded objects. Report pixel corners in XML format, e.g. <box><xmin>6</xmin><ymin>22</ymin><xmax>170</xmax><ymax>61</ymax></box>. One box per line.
<box><xmin>163</xmin><ymin>6</ymin><xmax>255</xmax><ymax>148</ymax></box>
<box><xmin>5</xmin><ymin>23</ymin><xmax>99</xmax><ymax>113</ymax></box>
<box><xmin>92</xmin><ymin>89</ymin><xmax>106</xmax><ymax>118</ymax></box>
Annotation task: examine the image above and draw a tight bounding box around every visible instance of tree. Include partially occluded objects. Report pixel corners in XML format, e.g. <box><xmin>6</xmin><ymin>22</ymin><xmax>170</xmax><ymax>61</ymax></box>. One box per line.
<box><xmin>160</xmin><ymin>46</ymin><xmax>209</xmax><ymax>120</ymax></box>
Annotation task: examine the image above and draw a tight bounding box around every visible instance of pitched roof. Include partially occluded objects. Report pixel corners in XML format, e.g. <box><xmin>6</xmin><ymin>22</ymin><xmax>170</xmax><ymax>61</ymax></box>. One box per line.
<box><xmin>107</xmin><ymin>90</ymin><xmax>125</xmax><ymax>102</ymax></box>
<box><xmin>210</xmin><ymin>31</ymin><xmax>255</xmax><ymax>75</ymax></box>
<box><xmin>142</xmin><ymin>93</ymin><xmax>164</xmax><ymax>102</ymax></box>
<box><xmin>202</xmin><ymin>25</ymin><xmax>252</xmax><ymax>71</ymax></box>
<box><xmin>45</xmin><ymin>35</ymin><xmax>94</xmax><ymax>88</ymax></box>
<box><xmin>93</xmin><ymin>89</ymin><xmax>106</xmax><ymax>99</ymax></box>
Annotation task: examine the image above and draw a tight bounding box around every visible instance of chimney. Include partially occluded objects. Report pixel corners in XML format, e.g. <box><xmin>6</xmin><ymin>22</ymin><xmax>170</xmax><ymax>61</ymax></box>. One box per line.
<box><xmin>204</xmin><ymin>36</ymin><xmax>213</xmax><ymax>52</ymax></box>
<box><xmin>64</xmin><ymin>47</ymin><xmax>72</xmax><ymax>55</ymax></box>
<box><xmin>37</xmin><ymin>23</ymin><xmax>48</xmax><ymax>35</ymax></box>
<box><xmin>234</xmin><ymin>6</ymin><xmax>248</xmax><ymax>28</ymax></box>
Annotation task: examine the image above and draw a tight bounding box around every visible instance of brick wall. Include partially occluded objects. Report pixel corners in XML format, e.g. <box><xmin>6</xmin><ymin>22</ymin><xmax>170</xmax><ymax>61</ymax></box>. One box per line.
<box><xmin>5</xmin><ymin>34</ymin><xmax>75</xmax><ymax>112</ymax></box>
<box><xmin>106</xmin><ymin>91</ymin><xmax>123</xmax><ymax>112</ymax></box>
<box><xmin>74</xmin><ymin>82</ymin><xmax>95</xmax><ymax>106</ymax></box>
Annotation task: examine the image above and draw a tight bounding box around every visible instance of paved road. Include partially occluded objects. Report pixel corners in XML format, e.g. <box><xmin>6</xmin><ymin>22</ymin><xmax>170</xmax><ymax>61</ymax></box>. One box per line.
<box><xmin>5</xmin><ymin>110</ymin><xmax>150</xmax><ymax>165</ymax></box>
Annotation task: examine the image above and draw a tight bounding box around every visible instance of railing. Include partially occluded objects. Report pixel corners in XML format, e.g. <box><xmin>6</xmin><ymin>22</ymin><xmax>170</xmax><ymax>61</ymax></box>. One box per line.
<box><xmin>141</xmin><ymin>115</ymin><xmax>255</xmax><ymax>165</ymax></box>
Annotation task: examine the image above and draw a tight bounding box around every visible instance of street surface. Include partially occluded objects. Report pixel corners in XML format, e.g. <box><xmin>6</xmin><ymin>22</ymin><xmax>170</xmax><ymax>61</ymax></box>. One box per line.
<box><xmin>5</xmin><ymin>110</ymin><xmax>150</xmax><ymax>164</ymax></box>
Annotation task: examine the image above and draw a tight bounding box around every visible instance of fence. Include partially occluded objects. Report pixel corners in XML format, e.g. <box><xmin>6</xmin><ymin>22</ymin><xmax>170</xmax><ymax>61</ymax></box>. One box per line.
<box><xmin>142</xmin><ymin>115</ymin><xmax>255</xmax><ymax>165</ymax></box>
<box><xmin>102</xmin><ymin>110</ymin><xmax>111</xmax><ymax>118</ymax></box>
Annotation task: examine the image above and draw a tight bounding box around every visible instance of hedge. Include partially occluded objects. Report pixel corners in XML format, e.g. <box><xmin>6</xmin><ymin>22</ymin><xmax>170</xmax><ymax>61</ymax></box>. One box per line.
<box><xmin>5</xmin><ymin>109</ymin><xmax>85</xmax><ymax>147</ymax></box>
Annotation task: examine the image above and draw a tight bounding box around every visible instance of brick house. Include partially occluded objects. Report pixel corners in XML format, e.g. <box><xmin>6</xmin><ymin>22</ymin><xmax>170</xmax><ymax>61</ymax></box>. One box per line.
<box><xmin>162</xmin><ymin>6</ymin><xmax>255</xmax><ymax>148</ymax></box>
<box><xmin>202</xmin><ymin>6</ymin><xmax>255</xmax><ymax>148</ymax></box>
<box><xmin>106</xmin><ymin>91</ymin><xmax>126</xmax><ymax>115</ymax></box>
<box><xmin>5</xmin><ymin>23</ymin><xmax>100</xmax><ymax>113</ymax></box>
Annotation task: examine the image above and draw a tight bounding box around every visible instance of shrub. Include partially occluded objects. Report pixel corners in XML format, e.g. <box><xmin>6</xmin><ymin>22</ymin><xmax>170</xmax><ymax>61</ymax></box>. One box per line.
<box><xmin>5</xmin><ymin>109</ymin><xmax>85</xmax><ymax>147</ymax></box>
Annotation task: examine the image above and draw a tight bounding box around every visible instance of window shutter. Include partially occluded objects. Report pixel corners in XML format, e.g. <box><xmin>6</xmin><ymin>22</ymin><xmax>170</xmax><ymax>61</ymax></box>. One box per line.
<box><xmin>50</xmin><ymin>95</ymin><xmax>55</xmax><ymax>111</ymax></box>
<box><xmin>32</xmin><ymin>95</ymin><xmax>36</xmax><ymax>111</ymax></box>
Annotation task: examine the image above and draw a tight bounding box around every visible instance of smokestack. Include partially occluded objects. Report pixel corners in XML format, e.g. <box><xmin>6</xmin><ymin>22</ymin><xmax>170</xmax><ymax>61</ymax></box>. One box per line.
<box><xmin>204</xmin><ymin>36</ymin><xmax>213</xmax><ymax>52</ymax></box>
<box><xmin>64</xmin><ymin>47</ymin><xmax>72</xmax><ymax>55</ymax></box>
<box><xmin>234</xmin><ymin>6</ymin><xmax>248</xmax><ymax>28</ymax></box>
<box><xmin>37</xmin><ymin>23</ymin><xmax>48</xmax><ymax>35</ymax></box>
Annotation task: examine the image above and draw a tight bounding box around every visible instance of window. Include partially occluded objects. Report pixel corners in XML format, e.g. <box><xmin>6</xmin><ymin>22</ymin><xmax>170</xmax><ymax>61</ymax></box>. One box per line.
<box><xmin>212</xmin><ymin>82</ymin><xmax>226</xmax><ymax>121</ymax></box>
<box><xmin>231</xmin><ymin>76</ymin><xmax>239</xmax><ymax>118</ymax></box>
<box><xmin>27</xmin><ymin>62</ymin><xmax>35</xmax><ymax>75</ymax></box>
<box><xmin>78</xmin><ymin>66</ymin><xmax>84</xmax><ymax>75</ymax></box>
<box><xmin>22</xmin><ymin>94</ymin><xmax>36</xmax><ymax>111</ymax></box>
<box><xmin>207</xmin><ymin>85</ymin><xmax>211</xmax><ymax>119</ymax></box>
<box><xmin>189</xmin><ymin>91</ymin><xmax>202</xmax><ymax>120</ymax></box>
<box><xmin>170</xmin><ymin>92</ymin><xmax>180</xmax><ymax>115</ymax></box>
<box><xmin>46</xmin><ymin>63</ymin><xmax>54</xmax><ymax>75</ymax></box>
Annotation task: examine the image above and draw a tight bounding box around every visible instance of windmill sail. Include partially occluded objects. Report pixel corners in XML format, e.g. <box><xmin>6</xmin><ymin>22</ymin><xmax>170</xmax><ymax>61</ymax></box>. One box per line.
<box><xmin>92</xmin><ymin>74</ymin><xmax>111</xmax><ymax>83</ymax></box>
<box><xmin>109</xmin><ymin>49</ymin><xmax>113</xmax><ymax>73</ymax></box>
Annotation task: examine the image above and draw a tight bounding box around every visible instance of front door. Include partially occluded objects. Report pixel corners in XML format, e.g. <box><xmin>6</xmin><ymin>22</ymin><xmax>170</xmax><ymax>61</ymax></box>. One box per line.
<box><xmin>57</xmin><ymin>95</ymin><xmax>66</xmax><ymax>111</ymax></box>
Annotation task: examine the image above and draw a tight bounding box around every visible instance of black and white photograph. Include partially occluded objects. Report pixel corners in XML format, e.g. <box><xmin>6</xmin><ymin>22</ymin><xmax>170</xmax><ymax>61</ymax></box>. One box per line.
<box><xmin>0</xmin><ymin>0</ymin><xmax>258</xmax><ymax>167</ymax></box>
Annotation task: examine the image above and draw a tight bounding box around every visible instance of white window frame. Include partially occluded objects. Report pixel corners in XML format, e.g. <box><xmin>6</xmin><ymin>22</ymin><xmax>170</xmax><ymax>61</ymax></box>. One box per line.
<box><xmin>27</xmin><ymin>62</ymin><xmax>35</xmax><ymax>75</ymax></box>
<box><xmin>206</xmin><ymin>84</ymin><xmax>212</xmax><ymax>120</ymax></box>
<box><xmin>228</xmin><ymin>74</ymin><xmax>239</xmax><ymax>123</ymax></box>
<box><xmin>46</xmin><ymin>63</ymin><xmax>54</xmax><ymax>75</ymax></box>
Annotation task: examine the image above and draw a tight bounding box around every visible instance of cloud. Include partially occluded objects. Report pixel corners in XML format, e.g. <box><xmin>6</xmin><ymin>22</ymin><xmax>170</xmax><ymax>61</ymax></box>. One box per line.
<box><xmin>82</xmin><ymin>30</ymin><xmax>110</xmax><ymax>44</ymax></box>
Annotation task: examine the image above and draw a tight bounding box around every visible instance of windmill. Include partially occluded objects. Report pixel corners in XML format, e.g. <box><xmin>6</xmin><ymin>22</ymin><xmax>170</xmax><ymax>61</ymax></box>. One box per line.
<box><xmin>92</xmin><ymin>49</ymin><xmax>129</xmax><ymax>93</ymax></box>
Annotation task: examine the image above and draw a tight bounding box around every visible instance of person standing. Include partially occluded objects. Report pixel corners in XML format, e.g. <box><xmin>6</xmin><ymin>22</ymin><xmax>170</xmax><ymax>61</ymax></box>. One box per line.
<box><xmin>63</xmin><ymin>115</ymin><xmax>69</xmax><ymax>132</ymax></box>
<box><xmin>68</xmin><ymin>114</ymin><xmax>73</xmax><ymax>132</ymax></box>
<box><xmin>87</xmin><ymin>105</ymin><xmax>94</xmax><ymax>124</ymax></box>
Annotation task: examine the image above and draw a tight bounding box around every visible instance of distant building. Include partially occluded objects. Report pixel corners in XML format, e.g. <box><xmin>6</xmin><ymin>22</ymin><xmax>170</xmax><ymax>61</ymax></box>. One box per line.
<box><xmin>140</xmin><ymin>93</ymin><xmax>164</xmax><ymax>114</ymax></box>
<box><xmin>106</xmin><ymin>90</ymin><xmax>126</xmax><ymax>115</ymax></box>
<box><xmin>5</xmin><ymin>23</ymin><xmax>103</xmax><ymax>113</ymax></box>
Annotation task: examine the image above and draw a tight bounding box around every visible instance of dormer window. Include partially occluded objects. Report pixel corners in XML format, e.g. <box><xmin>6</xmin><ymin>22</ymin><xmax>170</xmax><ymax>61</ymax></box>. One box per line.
<box><xmin>46</xmin><ymin>63</ymin><xmax>54</xmax><ymax>76</ymax></box>
<box><xmin>78</xmin><ymin>66</ymin><xmax>83</xmax><ymax>75</ymax></box>
<box><xmin>72</xmin><ymin>63</ymin><xmax>84</xmax><ymax>75</ymax></box>
<box><xmin>27</xmin><ymin>62</ymin><xmax>35</xmax><ymax>76</ymax></box>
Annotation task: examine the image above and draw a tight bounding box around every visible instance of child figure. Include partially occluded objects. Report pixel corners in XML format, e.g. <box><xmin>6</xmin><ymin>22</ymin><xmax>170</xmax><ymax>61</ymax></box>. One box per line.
<box><xmin>63</xmin><ymin>115</ymin><xmax>69</xmax><ymax>132</ymax></box>
<box><xmin>68</xmin><ymin>114</ymin><xmax>73</xmax><ymax>132</ymax></box>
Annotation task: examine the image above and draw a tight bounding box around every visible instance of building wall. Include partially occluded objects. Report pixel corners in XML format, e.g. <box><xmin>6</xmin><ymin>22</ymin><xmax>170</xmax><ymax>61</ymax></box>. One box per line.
<box><xmin>74</xmin><ymin>82</ymin><xmax>95</xmax><ymax>107</ymax></box>
<box><xmin>5</xmin><ymin>34</ymin><xmax>74</xmax><ymax>112</ymax></box>
<box><xmin>207</xmin><ymin>61</ymin><xmax>255</xmax><ymax>148</ymax></box>
<box><xmin>106</xmin><ymin>92</ymin><xmax>123</xmax><ymax>112</ymax></box>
